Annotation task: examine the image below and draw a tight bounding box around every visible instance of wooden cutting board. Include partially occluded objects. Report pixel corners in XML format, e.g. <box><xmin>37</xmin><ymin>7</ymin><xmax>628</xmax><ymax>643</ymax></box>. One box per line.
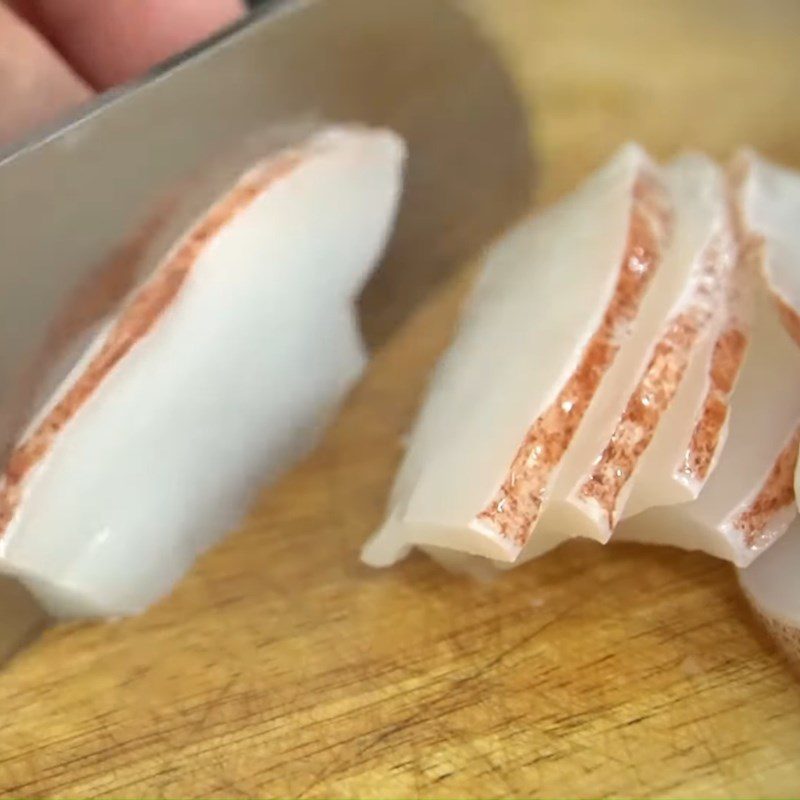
<box><xmin>1</xmin><ymin>1</ymin><xmax>799</xmax><ymax>796</ymax></box>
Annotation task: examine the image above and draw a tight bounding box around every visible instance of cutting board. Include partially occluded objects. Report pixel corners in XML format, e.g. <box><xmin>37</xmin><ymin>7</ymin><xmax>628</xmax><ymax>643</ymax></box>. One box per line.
<box><xmin>1</xmin><ymin>1</ymin><xmax>799</xmax><ymax>796</ymax></box>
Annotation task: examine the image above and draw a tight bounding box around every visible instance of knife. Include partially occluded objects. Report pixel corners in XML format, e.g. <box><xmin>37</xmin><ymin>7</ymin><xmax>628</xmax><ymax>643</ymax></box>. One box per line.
<box><xmin>0</xmin><ymin>0</ymin><xmax>533</xmax><ymax>661</ymax></box>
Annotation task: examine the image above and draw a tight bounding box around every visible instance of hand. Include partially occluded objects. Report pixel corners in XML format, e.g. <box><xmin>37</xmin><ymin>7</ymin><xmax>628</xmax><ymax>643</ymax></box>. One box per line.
<box><xmin>0</xmin><ymin>0</ymin><xmax>245</xmax><ymax>147</ymax></box>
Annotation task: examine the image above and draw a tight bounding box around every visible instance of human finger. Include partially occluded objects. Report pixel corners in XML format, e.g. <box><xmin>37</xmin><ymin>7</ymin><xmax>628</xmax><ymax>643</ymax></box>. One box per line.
<box><xmin>0</xmin><ymin>2</ymin><xmax>91</xmax><ymax>148</ymax></box>
<box><xmin>12</xmin><ymin>0</ymin><xmax>245</xmax><ymax>90</ymax></box>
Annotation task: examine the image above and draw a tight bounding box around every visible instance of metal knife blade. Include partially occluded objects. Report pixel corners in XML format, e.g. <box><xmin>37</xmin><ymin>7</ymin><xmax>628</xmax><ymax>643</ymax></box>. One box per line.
<box><xmin>0</xmin><ymin>0</ymin><xmax>532</xmax><ymax>659</ymax></box>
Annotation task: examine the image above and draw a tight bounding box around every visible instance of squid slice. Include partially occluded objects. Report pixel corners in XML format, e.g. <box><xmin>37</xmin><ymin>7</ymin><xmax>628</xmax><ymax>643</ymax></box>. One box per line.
<box><xmin>617</xmin><ymin>282</ymin><xmax>800</xmax><ymax>566</ymax></box>
<box><xmin>0</xmin><ymin>126</ymin><xmax>405</xmax><ymax>617</ymax></box>
<box><xmin>620</xmin><ymin>157</ymin><xmax>750</xmax><ymax>519</ymax></box>
<box><xmin>485</xmin><ymin>155</ymin><xmax>746</xmax><ymax>571</ymax></box>
<box><xmin>616</xmin><ymin>154</ymin><xmax>800</xmax><ymax>567</ymax></box>
<box><xmin>736</xmin><ymin>153</ymin><xmax>800</xmax><ymax>555</ymax></box>
<box><xmin>547</xmin><ymin>154</ymin><xmax>742</xmax><ymax>541</ymax></box>
<box><xmin>738</xmin><ymin>519</ymin><xmax>800</xmax><ymax>671</ymax></box>
<box><xmin>363</xmin><ymin>144</ymin><xmax>671</xmax><ymax>567</ymax></box>
<box><xmin>736</xmin><ymin>150</ymin><xmax>800</xmax><ymax>344</ymax></box>
<box><xmin>621</xmin><ymin>326</ymin><xmax>721</xmax><ymax>518</ymax></box>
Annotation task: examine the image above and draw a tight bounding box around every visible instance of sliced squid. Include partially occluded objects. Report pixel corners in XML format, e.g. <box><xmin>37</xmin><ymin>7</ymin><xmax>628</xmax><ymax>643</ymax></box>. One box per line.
<box><xmin>735</xmin><ymin>153</ymin><xmax>800</xmax><ymax>553</ymax></box>
<box><xmin>364</xmin><ymin>146</ymin><xmax>800</xmax><ymax>578</ymax></box>
<box><xmin>546</xmin><ymin>154</ymin><xmax>743</xmax><ymax>542</ymax></box>
<box><xmin>363</xmin><ymin>144</ymin><xmax>800</xmax><ymax>676</ymax></box>
<box><xmin>738</xmin><ymin>520</ymin><xmax>800</xmax><ymax>671</ymax></box>
<box><xmin>736</xmin><ymin>150</ymin><xmax>800</xmax><ymax>345</ymax></box>
<box><xmin>0</xmin><ymin>125</ymin><xmax>405</xmax><ymax>617</ymax></box>
<box><xmin>617</xmin><ymin>283</ymin><xmax>800</xmax><ymax>566</ymax></box>
<box><xmin>619</xmin><ymin>153</ymin><xmax>800</xmax><ymax>566</ymax></box>
<box><xmin>619</xmin><ymin>156</ymin><xmax>749</xmax><ymax>519</ymax></box>
<box><xmin>363</xmin><ymin>144</ymin><xmax>672</xmax><ymax>566</ymax></box>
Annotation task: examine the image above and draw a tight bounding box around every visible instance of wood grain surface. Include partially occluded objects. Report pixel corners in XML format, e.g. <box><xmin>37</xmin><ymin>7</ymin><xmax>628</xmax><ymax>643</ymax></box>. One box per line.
<box><xmin>2</xmin><ymin>1</ymin><xmax>800</xmax><ymax>797</ymax></box>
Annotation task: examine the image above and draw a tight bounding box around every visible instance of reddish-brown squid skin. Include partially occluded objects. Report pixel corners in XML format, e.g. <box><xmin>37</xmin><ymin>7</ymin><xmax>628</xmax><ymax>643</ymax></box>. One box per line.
<box><xmin>678</xmin><ymin>324</ymin><xmax>748</xmax><ymax>487</ymax></box>
<box><xmin>0</xmin><ymin>154</ymin><xmax>301</xmax><ymax>537</ymax></box>
<box><xmin>578</xmin><ymin>310</ymin><xmax>702</xmax><ymax>528</ymax></box>
<box><xmin>677</xmin><ymin>231</ymin><xmax>757</xmax><ymax>490</ymax></box>
<box><xmin>476</xmin><ymin>171</ymin><xmax>672</xmax><ymax>546</ymax></box>
<box><xmin>0</xmin><ymin>208</ymin><xmax>168</xmax><ymax>472</ymax></box>
<box><xmin>578</xmin><ymin>232</ymin><xmax>738</xmax><ymax>528</ymax></box>
<box><xmin>732</xmin><ymin>426</ymin><xmax>800</xmax><ymax>551</ymax></box>
<box><xmin>578</xmin><ymin>212</ymin><xmax>755</xmax><ymax>527</ymax></box>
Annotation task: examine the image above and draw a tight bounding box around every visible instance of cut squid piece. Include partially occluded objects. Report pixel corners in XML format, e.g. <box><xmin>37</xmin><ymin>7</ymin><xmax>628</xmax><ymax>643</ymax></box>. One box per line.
<box><xmin>616</xmin><ymin>153</ymin><xmax>800</xmax><ymax>567</ymax></box>
<box><xmin>363</xmin><ymin>144</ymin><xmax>671</xmax><ymax>567</ymax></box>
<box><xmin>738</xmin><ymin>520</ymin><xmax>800</xmax><ymax>670</ymax></box>
<box><xmin>735</xmin><ymin>153</ymin><xmax>800</xmax><ymax>544</ymax></box>
<box><xmin>546</xmin><ymin>154</ymin><xmax>742</xmax><ymax>541</ymax></box>
<box><xmin>736</xmin><ymin>150</ymin><xmax>800</xmax><ymax>345</ymax></box>
<box><xmin>621</xmin><ymin>326</ymin><xmax>719</xmax><ymax>518</ymax></box>
<box><xmin>607</xmin><ymin>154</ymin><xmax>750</xmax><ymax>521</ymax></box>
<box><xmin>617</xmin><ymin>282</ymin><xmax>800</xmax><ymax>567</ymax></box>
<box><xmin>0</xmin><ymin>125</ymin><xmax>405</xmax><ymax>617</ymax></box>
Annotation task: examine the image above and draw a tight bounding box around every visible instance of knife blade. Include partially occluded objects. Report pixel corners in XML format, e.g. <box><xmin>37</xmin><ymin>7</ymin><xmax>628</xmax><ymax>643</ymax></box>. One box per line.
<box><xmin>0</xmin><ymin>0</ymin><xmax>533</xmax><ymax>660</ymax></box>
